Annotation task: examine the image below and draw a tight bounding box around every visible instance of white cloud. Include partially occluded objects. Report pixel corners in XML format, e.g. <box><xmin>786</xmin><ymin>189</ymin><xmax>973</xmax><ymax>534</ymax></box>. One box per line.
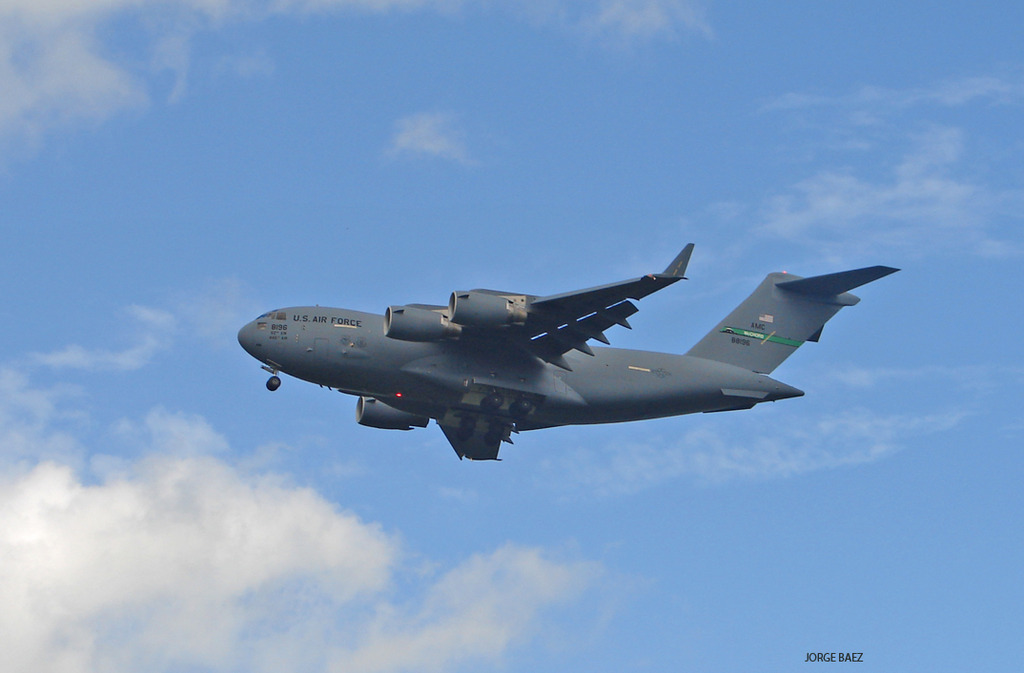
<box><xmin>745</xmin><ymin>74</ymin><xmax>1024</xmax><ymax>261</ymax></box>
<box><xmin>0</xmin><ymin>0</ymin><xmax>711</xmax><ymax>154</ymax></box>
<box><xmin>908</xmin><ymin>74</ymin><xmax>1023</xmax><ymax>107</ymax></box>
<box><xmin>0</xmin><ymin>368</ymin><xmax>603</xmax><ymax>672</ymax></box>
<box><xmin>819</xmin><ymin>362</ymin><xmax>1024</xmax><ymax>394</ymax></box>
<box><xmin>0</xmin><ymin>14</ymin><xmax>146</xmax><ymax>149</ymax></box>
<box><xmin>0</xmin><ymin>455</ymin><xmax>397</xmax><ymax>673</ymax></box>
<box><xmin>762</xmin><ymin>72</ymin><xmax>1024</xmax><ymax>113</ymax></box>
<box><xmin>544</xmin><ymin>346</ymin><xmax>1024</xmax><ymax>497</ymax></box>
<box><xmin>505</xmin><ymin>0</ymin><xmax>711</xmax><ymax>42</ymax></box>
<box><xmin>0</xmin><ymin>367</ymin><xmax>85</xmax><ymax>466</ymax></box>
<box><xmin>387</xmin><ymin>112</ymin><xmax>474</xmax><ymax>164</ymax></box>
<box><xmin>28</xmin><ymin>278</ymin><xmax>258</xmax><ymax>371</ymax></box>
<box><xmin>0</xmin><ymin>456</ymin><xmax>599</xmax><ymax>673</ymax></box>
<box><xmin>31</xmin><ymin>304</ymin><xmax>175</xmax><ymax>371</ymax></box>
<box><xmin>756</xmin><ymin>125</ymin><xmax>1022</xmax><ymax>260</ymax></box>
<box><xmin>544</xmin><ymin>407</ymin><xmax>964</xmax><ymax>495</ymax></box>
<box><xmin>115</xmin><ymin>406</ymin><xmax>233</xmax><ymax>455</ymax></box>
<box><xmin>331</xmin><ymin>544</ymin><xmax>601</xmax><ymax>673</ymax></box>
<box><xmin>174</xmin><ymin>276</ymin><xmax>263</xmax><ymax>348</ymax></box>
<box><xmin>747</xmin><ymin>74</ymin><xmax>1024</xmax><ymax>261</ymax></box>
<box><xmin>581</xmin><ymin>0</ymin><xmax>712</xmax><ymax>42</ymax></box>
<box><xmin>215</xmin><ymin>48</ymin><xmax>277</xmax><ymax>79</ymax></box>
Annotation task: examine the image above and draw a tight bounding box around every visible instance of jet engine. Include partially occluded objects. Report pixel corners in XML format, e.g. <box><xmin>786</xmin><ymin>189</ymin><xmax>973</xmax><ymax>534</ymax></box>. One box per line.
<box><xmin>356</xmin><ymin>396</ymin><xmax>430</xmax><ymax>430</ymax></box>
<box><xmin>448</xmin><ymin>291</ymin><xmax>527</xmax><ymax>327</ymax></box>
<box><xmin>383</xmin><ymin>305</ymin><xmax>462</xmax><ymax>341</ymax></box>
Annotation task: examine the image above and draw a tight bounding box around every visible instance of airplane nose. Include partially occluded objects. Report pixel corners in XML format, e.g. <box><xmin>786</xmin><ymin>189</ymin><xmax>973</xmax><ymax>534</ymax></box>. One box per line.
<box><xmin>237</xmin><ymin>322</ymin><xmax>258</xmax><ymax>357</ymax></box>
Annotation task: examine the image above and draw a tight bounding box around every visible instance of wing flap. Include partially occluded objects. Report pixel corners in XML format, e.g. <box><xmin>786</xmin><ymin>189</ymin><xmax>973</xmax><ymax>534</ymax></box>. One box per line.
<box><xmin>529</xmin><ymin>300</ymin><xmax>638</xmax><ymax>365</ymax></box>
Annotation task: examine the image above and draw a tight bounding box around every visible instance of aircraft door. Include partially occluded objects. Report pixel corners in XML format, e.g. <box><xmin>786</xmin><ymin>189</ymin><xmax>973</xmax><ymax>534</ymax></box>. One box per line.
<box><xmin>313</xmin><ymin>337</ymin><xmax>332</xmax><ymax>362</ymax></box>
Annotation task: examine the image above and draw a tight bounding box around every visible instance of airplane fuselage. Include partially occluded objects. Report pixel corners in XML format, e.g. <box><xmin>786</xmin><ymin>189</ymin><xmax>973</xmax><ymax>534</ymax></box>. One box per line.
<box><xmin>237</xmin><ymin>305</ymin><xmax>804</xmax><ymax>430</ymax></box>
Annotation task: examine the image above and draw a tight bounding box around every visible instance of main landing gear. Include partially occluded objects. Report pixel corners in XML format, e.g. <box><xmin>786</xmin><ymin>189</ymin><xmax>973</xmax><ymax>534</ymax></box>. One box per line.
<box><xmin>478</xmin><ymin>392</ymin><xmax>535</xmax><ymax>419</ymax></box>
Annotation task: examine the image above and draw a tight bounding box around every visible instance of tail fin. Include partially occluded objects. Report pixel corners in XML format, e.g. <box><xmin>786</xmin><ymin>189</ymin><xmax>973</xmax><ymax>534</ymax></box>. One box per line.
<box><xmin>686</xmin><ymin>266</ymin><xmax>898</xmax><ymax>374</ymax></box>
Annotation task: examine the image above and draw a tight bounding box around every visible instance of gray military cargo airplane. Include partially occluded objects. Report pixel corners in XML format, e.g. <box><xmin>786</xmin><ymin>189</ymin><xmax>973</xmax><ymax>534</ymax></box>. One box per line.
<box><xmin>237</xmin><ymin>244</ymin><xmax>897</xmax><ymax>460</ymax></box>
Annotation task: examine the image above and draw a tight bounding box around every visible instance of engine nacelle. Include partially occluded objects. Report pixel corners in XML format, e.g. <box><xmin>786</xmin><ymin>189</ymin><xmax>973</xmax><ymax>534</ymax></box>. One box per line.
<box><xmin>356</xmin><ymin>397</ymin><xmax>430</xmax><ymax>430</ymax></box>
<box><xmin>448</xmin><ymin>291</ymin><xmax>528</xmax><ymax>327</ymax></box>
<box><xmin>384</xmin><ymin>305</ymin><xmax>462</xmax><ymax>341</ymax></box>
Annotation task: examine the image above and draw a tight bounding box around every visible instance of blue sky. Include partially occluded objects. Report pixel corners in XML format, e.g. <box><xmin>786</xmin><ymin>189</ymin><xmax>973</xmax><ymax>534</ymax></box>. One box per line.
<box><xmin>2</xmin><ymin>1</ymin><xmax>1022</xmax><ymax>671</ymax></box>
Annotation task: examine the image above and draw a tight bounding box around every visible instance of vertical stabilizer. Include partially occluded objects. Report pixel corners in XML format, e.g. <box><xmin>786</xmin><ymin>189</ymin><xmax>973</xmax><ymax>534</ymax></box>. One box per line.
<box><xmin>686</xmin><ymin>266</ymin><xmax>898</xmax><ymax>374</ymax></box>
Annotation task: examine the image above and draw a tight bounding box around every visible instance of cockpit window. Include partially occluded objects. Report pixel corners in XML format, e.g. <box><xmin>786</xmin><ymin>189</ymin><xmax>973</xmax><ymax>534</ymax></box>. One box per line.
<box><xmin>275</xmin><ymin>311</ymin><xmax>287</xmax><ymax>320</ymax></box>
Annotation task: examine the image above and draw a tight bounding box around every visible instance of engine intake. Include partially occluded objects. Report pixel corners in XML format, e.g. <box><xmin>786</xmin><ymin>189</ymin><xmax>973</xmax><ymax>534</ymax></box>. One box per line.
<box><xmin>384</xmin><ymin>305</ymin><xmax>462</xmax><ymax>341</ymax></box>
<box><xmin>448</xmin><ymin>291</ymin><xmax>527</xmax><ymax>327</ymax></box>
<box><xmin>356</xmin><ymin>397</ymin><xmax>430</xmax><ymax>430</ymax></box>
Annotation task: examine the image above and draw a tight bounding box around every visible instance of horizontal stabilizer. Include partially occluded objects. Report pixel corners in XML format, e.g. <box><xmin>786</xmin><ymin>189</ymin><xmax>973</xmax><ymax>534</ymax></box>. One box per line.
<box><xmin>777</xmin><ymin>266</ymin><xmax>899</xmax><ymax>301</ymax></box>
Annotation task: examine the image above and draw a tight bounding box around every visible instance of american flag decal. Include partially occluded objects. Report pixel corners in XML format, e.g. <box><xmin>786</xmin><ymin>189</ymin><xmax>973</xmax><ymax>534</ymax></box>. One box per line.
<box><xmin>759</xmin><ymin>313</ymin><xmax>774</xmax><ymax>323</ymax></box>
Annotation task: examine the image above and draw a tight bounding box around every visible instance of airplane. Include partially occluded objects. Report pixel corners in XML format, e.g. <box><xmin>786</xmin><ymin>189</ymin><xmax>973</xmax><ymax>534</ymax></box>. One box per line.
<box><xmin>237</xmin><ymin>244</ymin><xmax>898</xmax><ymax>460</ymax></box>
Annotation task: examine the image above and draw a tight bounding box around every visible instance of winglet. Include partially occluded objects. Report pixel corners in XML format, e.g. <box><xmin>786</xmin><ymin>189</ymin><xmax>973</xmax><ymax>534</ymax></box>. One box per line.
<box><xmin>663</xmin><ymin>243</ymin><xmax>695</xmax><ymax>278</ymax></box>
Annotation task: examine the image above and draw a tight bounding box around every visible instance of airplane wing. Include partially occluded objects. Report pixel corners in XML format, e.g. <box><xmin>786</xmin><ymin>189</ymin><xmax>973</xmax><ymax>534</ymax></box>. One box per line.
<box><xmin>392</xmin><ymin>244</ymin><xmax>695</xmax><ymax>459</ymax></box>
<box><xmin>389</xmin><ymin>244</ymin><xmax>693</xmax><ymax>371</ymax></box>
<box><xmin>521</xmin><ymin>243</ymin><xmax>694</xmax><ymax>369</ymax></box>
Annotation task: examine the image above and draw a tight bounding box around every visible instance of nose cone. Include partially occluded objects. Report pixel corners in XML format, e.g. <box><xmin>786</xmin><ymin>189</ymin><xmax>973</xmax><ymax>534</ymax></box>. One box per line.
<box><xmin>237</xmin><ymin>321</ymin><xmax>259</xmax><ymax>358</ymax></box>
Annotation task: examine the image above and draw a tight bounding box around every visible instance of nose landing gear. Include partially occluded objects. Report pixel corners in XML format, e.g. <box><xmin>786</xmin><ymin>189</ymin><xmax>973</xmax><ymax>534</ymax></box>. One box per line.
<box><xmin>260</xmin><ymin>364</ymin><xmax>282</xmax><ymax>392</ymax></box>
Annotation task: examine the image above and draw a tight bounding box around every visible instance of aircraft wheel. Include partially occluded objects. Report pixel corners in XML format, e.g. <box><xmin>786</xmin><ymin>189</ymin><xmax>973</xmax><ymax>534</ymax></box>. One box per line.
<box><xmin>481</xmin><ymin>393</ymin><xmax>504</xmax><ymax>412</ymax></box>
<box><xmin>266</xmin><ymin>376</ymin><xmax>281</xmax><ymax>391</ymax></box>
<box><xmin>509</xmin><ymin>399</ymin><xmax>533</xmax><ymax>419</ymax></box>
